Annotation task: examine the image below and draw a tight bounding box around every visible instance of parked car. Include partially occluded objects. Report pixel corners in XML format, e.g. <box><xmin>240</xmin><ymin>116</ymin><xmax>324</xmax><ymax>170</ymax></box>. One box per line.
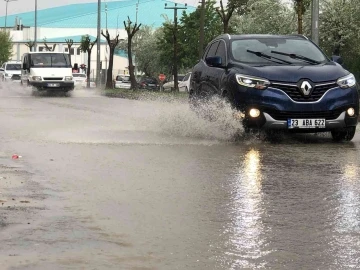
<box><xmin>114</xmin><ymin>75</ymin><xmax>131</xmax><ymax>89</ymax></box>
<box><xmin>138</xmin><ymin>77</ymin><xmax>159</xmax><ymax>90</ymax></box>
<box><xmin>178</xmin><ymin>72</ymin><xmax>191</xmax><ymax>92</ymax></box>
<box><xmin>1</xmin><ymin>61</ymin><xmax>22</xmax><ymax>81</ymax></box>
<box><xmin>162</xmin><ymin>74</ymin><xmax>186</xmax><ymax>91</ymax></box>
<box><xmin>72</xmin><ymin>73</ymin><xmax>96</xmax><ymax>88</ymax></box>
<box><xmin>190</xmin><ymin>34</ymin><xmax>359</xmax><ymax>141</ymax></box>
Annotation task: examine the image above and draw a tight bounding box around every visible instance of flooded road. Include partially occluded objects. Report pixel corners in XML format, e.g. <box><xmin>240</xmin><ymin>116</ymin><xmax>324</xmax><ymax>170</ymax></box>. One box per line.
<box><xmin>0</xmin><ymin>83</ymin><xmax>360</xmax><ymax>269</ymax></box>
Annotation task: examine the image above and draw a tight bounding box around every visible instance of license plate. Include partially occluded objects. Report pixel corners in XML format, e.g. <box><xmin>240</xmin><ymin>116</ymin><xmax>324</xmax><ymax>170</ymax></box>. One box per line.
<box><xmin>287</xmin><ymin>119</ymin><xmax>325</xmax><ymax>129</ymax></box>
<box><xmin>47</xmin><ymin>83</ymin><xmax>60</xmax><ymax>87</ymax></box>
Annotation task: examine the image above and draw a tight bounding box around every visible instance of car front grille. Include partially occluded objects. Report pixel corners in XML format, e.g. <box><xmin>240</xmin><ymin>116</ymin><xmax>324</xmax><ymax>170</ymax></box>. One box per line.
<box><xmin>43</xmin><ymin>77</ymin><xmax>63</xmax><ymax>81</ymax></box>
<box><xmin>11</xmin><ymin>75</ymin><xmax>21</xmax><ymax>80</ymax></box>
<box><xmin>271</xmin><ymin>82</ymin><xmax>338</xmax><ymax>102</ymax></box>
<box><xmin>265</xmin><ymin>108</ymin><xmax>344</xmax><ymax>121</ymax></box>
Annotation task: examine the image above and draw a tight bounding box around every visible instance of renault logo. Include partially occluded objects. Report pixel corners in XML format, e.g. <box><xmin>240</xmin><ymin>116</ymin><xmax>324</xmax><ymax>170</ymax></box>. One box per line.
<box><xmin>300</xmin><ymin>81</ymin><xmax>312</xmax><ymax>96</ymax></box>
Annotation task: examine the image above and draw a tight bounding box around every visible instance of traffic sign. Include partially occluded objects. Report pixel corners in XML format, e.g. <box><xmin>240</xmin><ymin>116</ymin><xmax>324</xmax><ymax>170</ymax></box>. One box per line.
<box><xmin>158</xmin><ymin>74</ymin><xmax>166</xmax><ymax>81</ymax></box>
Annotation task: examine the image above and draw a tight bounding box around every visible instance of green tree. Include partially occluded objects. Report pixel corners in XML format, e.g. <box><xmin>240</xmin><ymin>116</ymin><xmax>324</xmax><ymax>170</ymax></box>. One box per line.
<box><xmin>216</xmin><ymin>0</ymin><xmax>249</xmax><ymax>33</ymax></box>
<box><xmin>158</xmin><ymin>1</ymin><xmax>222</xmax><ymax>73</ymax></box>
<box><xmin>320</xmin><ymin>0</ymin><xmax>360</xmax><ymax>79</ymax></box>
<box><xmin>79</xmin><ymin>35</ymin><xmax>97</xmax><ymax>88</ymax></box>
<box><xmin>0</xmin><ymin>31</ymin><xmax>12</xmax><ymax>64</ymax></box>
<box><xmin>133</xmin><ymin>27</ymin><xmax>164</xmax><ymax>77</ymax></box>
<box><xmin>233</xmin><ymin>0</ymin><xmax>296</xmax><ymax>35</ymax></box>
<box><xmin>292</xmin><ymin>0</ymin><xmax>311</xmax><ymax>34</ymax></box>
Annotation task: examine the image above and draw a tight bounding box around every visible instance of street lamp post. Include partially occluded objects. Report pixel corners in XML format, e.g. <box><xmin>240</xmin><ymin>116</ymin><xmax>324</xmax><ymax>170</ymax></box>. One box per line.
<box><xmin>96</xmin><ymin>0</ymin><xmax>101</xmax><ymax>87</ymax></box>
<box><xmin>311</xmin><ymin>0</ymin><xmax>319</xmax><ymax>45</ymax></box>
<box><xmin>34</xmin><ymin>0</ymin><xmax>38</xmax><ymax>51</ymax></box>
<box><xmin>4</xmin><ymin>0</ymin><xmax>17</xmax><ymax>30</ymax></box>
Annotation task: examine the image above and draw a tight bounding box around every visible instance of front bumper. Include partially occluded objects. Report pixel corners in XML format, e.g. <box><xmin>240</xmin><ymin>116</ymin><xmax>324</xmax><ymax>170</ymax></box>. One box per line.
<box><xmin>30</xmin><ymin>81</ymin><xmax>74</xmax><ymax>90</ymax></box>
<box><xmin>235</xmin><ymin>85</ymin><xmax>359</xmax><ymax>131</ymax></box>
<box><xmin>262</xmin><ymin>111</ymin><xmax>356</xmax><ymax>130</ymax></box>
<box><xmin>4</xmin><ymin>75</ymin><xmax>21</xmax><ymax>81</ymax></box>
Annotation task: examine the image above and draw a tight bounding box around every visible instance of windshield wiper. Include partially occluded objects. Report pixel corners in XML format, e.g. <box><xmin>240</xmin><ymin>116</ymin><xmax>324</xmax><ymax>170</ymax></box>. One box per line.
<box><xmin>246</xmin><ymin>50</ymin><xmax>292</xmax><ymax>65</ymax></box>
<box><xmin>270</xmin><ymin>50</ymin><xmax>321</xmax><ymax>65</ymax></box>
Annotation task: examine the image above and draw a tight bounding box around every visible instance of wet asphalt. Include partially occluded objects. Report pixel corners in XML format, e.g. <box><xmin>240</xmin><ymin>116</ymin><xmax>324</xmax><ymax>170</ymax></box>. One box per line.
<box><xmin>0</xmin><ymin>82</ymin><xmax>360</xmax><ymax>270</ymax></box>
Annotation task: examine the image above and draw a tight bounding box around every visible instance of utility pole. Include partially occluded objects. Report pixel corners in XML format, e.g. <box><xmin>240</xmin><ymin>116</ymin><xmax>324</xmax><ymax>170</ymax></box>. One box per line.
<box><xmin>311</xmin><ymin>0</ymin><xmax>319</xmax><ymax>45</ymax></box>
<box><xmin>164</xmin><ymin>3</ymin><xmax>187</xmax><ymax>92</ymax></box>
<box><xmin>97</xmin><ymin>0</ymin><xmax>101</xmax><ymax>87</ymax></box>
<box><xmin>34</xmin><ymin>0</ymin><xmax>37</xmax><ymax>51</ymax></box>
<box><xmin>4</xmin><ymin>0</ymin><xmax>18</xmax><ymax>30</ymax></box>
<box><xmin>198</xmin><ymin>0</ymin><xmax>205</xmax><ymax>59</ymax></box>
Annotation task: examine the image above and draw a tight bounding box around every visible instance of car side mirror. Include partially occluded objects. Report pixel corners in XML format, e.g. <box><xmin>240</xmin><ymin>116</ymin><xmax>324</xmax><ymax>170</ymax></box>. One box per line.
<box><xmin>205</xmin><ymin>56</ymin><xmax>223</xmax><ymax>67</ymax></box>
<box><xmin>331</xmin><ymin>55</ymin><xmax>344</xmax><ymax>65</ymax></box>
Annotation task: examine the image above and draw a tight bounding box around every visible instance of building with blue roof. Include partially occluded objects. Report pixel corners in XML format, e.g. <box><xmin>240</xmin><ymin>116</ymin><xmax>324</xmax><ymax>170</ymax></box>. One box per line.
<box><xmin>0</xmin><ymin>0</ymin><xmax>195</xmax><ymax>78</ymax></box>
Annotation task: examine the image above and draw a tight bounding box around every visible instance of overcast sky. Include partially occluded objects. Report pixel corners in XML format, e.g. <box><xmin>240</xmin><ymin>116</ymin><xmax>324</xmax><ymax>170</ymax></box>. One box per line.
<box><xmin>0</xmin><ymin>0</ymin><xmax>199</xmax><ymax>16</ymax></box>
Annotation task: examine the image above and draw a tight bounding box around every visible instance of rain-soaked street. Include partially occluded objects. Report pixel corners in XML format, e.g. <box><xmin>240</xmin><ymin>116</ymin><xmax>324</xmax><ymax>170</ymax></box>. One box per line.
<box><xmin>0</xmin><ymin>82</ymin><xmax>360</xmax><ymax>270</ymax></box>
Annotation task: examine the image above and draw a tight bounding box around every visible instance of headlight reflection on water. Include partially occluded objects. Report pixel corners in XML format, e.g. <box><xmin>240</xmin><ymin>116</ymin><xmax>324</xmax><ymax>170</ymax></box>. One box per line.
<box><xmin>223</xmin><ymin>148</ymin><xmax>270</xmax><ymax>269</ymax></box>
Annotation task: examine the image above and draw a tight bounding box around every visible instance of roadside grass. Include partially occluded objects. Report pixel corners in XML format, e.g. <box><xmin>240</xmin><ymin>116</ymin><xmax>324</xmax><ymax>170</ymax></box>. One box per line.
<box><xmin>103</xmin><ymin>88</ymin><xmax>189</xmax><ymax>102</ymax></box>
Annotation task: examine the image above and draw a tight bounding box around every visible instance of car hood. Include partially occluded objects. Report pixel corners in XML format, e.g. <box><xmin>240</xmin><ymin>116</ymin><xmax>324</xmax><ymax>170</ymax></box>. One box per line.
<box><xmin>230</xmin><ymin>62</ymin><xmax>349</xmax><ymax>83</ymax></box>
<box><xmin>5</xmin><ymin>70</ymin><xmax>21</xmax><ymax>75</ymax></box>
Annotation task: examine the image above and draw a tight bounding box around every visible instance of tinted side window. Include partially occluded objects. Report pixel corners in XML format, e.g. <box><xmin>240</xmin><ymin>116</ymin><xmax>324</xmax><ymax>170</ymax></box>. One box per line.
<box><xmin>206</xmin><ymin>41</ymin><xmax>219</xmax><ymax>58</ymax></box>
<box><xmin>216</xmin><ymin>40</ymin><xmax>227</xmax><ymax>63</ymax></box>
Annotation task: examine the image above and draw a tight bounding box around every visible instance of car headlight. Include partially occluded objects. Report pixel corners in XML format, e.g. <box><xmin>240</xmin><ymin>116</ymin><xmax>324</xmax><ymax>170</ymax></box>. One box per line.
<box><xmin>65</xmin><ymin>76</ymin><xmax>73</xmax><ymax>81</ymax></box>
<box><xmin>5</xmin><ymin>73</ymin><xmax>10</xmax><ymax>77</ymax></box>
<box><xmin>236</xmin><ymin>74</ymin><xmax>270</xmax><ymax>90</ymax></box>
<box><xmin>337</xmin><ymin>73</ymin><xmax>356</xmax><ymax>89</ymax></box>
<box><xmin>32</xmin><ymin>76</ymin><xmax>42</xmax><ymax>81</ymax></box>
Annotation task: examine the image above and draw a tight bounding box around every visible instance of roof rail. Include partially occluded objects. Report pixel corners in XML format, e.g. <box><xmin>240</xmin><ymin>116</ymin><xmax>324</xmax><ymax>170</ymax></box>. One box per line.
<box><xmin>288</xmin><ymin>34</ymin><xmax>308</xmax><ymax>40</ymax></box>
<box><xmin>214</xmin><ymin>34</ymin><xmax>231</xmax><ymax>40</ymax></box>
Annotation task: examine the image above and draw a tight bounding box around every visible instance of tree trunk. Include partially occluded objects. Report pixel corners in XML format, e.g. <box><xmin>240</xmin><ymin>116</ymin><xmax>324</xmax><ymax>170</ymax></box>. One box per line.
<box><xmin>106</xmin><ymin>47</ymin><xmax>115</xmax><ymax>89</ymax></box>
<box><xmin>87</xmin><ymin>50</ymin><xmax>91</xmax><ymax>88</ymax></box>
<box><xmin>223</xmin><ymin>18</ymin><xmax>229</xmax><ymax>33</ymax></box>
<box><xmin>297</xmin><ymin>1</ymin><xmax>303</xmax><ymax>34</ymax></box>
<box><xmin>128</xmin><ymin>38</ymin><xmax>136</xmax><ymax>89</ymax></box>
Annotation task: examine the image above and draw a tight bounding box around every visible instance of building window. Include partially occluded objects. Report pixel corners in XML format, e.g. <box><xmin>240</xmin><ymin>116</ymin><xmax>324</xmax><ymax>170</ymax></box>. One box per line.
<box><xmin>77</xmin><ymin>48</ymin><xmax>81</xmax><ymax>55</ymax></box>
<box><xmin>70</xmin><ymin>48</ymin><xmax>75</xmax><ymax>55</ymax></box>
<box><xmin>65</xmin><ymin>48</ymin><xmax>69</xmax><ymax>53</ymax></box>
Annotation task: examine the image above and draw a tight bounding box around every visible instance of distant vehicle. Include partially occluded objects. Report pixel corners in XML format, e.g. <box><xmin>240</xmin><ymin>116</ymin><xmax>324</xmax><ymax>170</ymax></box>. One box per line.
<box><xmin>20</xmin><ymin>52</ymin><xmax>74</xmax><ymax>94</ymax></box>
<box><xmin>162</xmin><ymin>74</ymin><xmax>186</xmax><ymax>91</ymax></box>
<box><xmin>72</xmin><ymin>73</ymin><xmax>96</xmax><ymax>88</ymax></box>
<box><xmin>138</xmin><ymin>77</ymin><xmax>159</xmax><ymax>91</ymax></box>
<box><xmin>178</xmin><ymin>72</ymin><xmax>191</xmax><ymax>92</ymax></box>
<box><xmin>190</xmin><ymin>34</ymin><xmax>359</xmax><ymax>141</ymax></box>
<box><xmin>0</xmin><ymin>61</ymin><xmax>22</xmax><ymax>81</ymax></box>
<box><xmin>114</xmin><ymin>75</ymin><xmax>131</xmax><ymax>89</ymax></box>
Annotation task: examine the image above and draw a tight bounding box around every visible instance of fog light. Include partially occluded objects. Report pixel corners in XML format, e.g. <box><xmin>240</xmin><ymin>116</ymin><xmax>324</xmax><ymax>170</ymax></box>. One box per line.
<box><xmin>249</xmin><ymin>108</ymin><xmax>260</xmax><ymax>118</ymax></box>
<box><xmin>347</xmin><ymin>107</ymin><xmax>355</xmax><ymax>116</ymax></box>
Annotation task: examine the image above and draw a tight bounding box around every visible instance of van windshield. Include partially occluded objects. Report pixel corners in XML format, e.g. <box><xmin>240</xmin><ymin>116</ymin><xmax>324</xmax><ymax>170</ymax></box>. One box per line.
<box><xmin>6</xmin><ymin>64</ymin><xmax>21</xmax><ymax>70</ymax></box>
<box><xmin>30</xmin><ymin>53</ymin><xmax>71</xmax><ymax>68</ymax></box>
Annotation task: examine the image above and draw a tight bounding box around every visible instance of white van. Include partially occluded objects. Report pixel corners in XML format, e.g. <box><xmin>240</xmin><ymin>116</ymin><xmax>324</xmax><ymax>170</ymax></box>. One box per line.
<box><xmin>0</xmin><ymin>60</ymin><xmax>22</xmax><ymax>81</ymax></box>
<box><xmin>20</xmin><ymin>52</ymin><xmax>74</xmax><ymax>92</ymax></box>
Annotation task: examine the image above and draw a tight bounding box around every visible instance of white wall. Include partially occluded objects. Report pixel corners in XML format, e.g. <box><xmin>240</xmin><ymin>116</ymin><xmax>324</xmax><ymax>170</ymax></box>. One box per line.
<box><xmin>38</xmin><ymin>27</ymin><xmax>128</xmax><ymax>41</ymax></box>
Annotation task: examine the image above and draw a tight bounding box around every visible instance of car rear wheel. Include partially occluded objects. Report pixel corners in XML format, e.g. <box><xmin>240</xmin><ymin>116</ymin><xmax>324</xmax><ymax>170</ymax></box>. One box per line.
<box><xmin>331</xmin><ymin>126</ymin><xmax>356</xmax><ymax>142</ymax></box>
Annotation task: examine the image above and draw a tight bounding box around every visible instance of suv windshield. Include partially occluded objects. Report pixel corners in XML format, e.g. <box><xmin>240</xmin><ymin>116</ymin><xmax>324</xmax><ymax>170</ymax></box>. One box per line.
<box><xmin>30</xmin><ymin>53</ymin><xmax>71</xmax><ymax>68</ymax></box>
<box><xmin>231</xmin><ymin>37</ymin><xmax>327</xmax><ymax>65</ymax></box>
<box><xmin>6</xmin><ymin>64</ymin><xmax>21</xmax><ymax>70</ymax></box>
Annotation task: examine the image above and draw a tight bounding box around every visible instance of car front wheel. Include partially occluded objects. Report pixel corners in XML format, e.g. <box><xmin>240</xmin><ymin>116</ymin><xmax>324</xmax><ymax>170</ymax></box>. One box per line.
<box><xmin>331</xmin><ymin>126</ymin><xmax>356</xmax><ymax>142</ymax></box>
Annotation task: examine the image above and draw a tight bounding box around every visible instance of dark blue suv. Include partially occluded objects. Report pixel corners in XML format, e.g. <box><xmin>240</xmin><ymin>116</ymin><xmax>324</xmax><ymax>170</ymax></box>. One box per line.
<box><xmin>190</xmin><ymin>34</ymin><xmax>359</xmax><ymax>141</ymax></box>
